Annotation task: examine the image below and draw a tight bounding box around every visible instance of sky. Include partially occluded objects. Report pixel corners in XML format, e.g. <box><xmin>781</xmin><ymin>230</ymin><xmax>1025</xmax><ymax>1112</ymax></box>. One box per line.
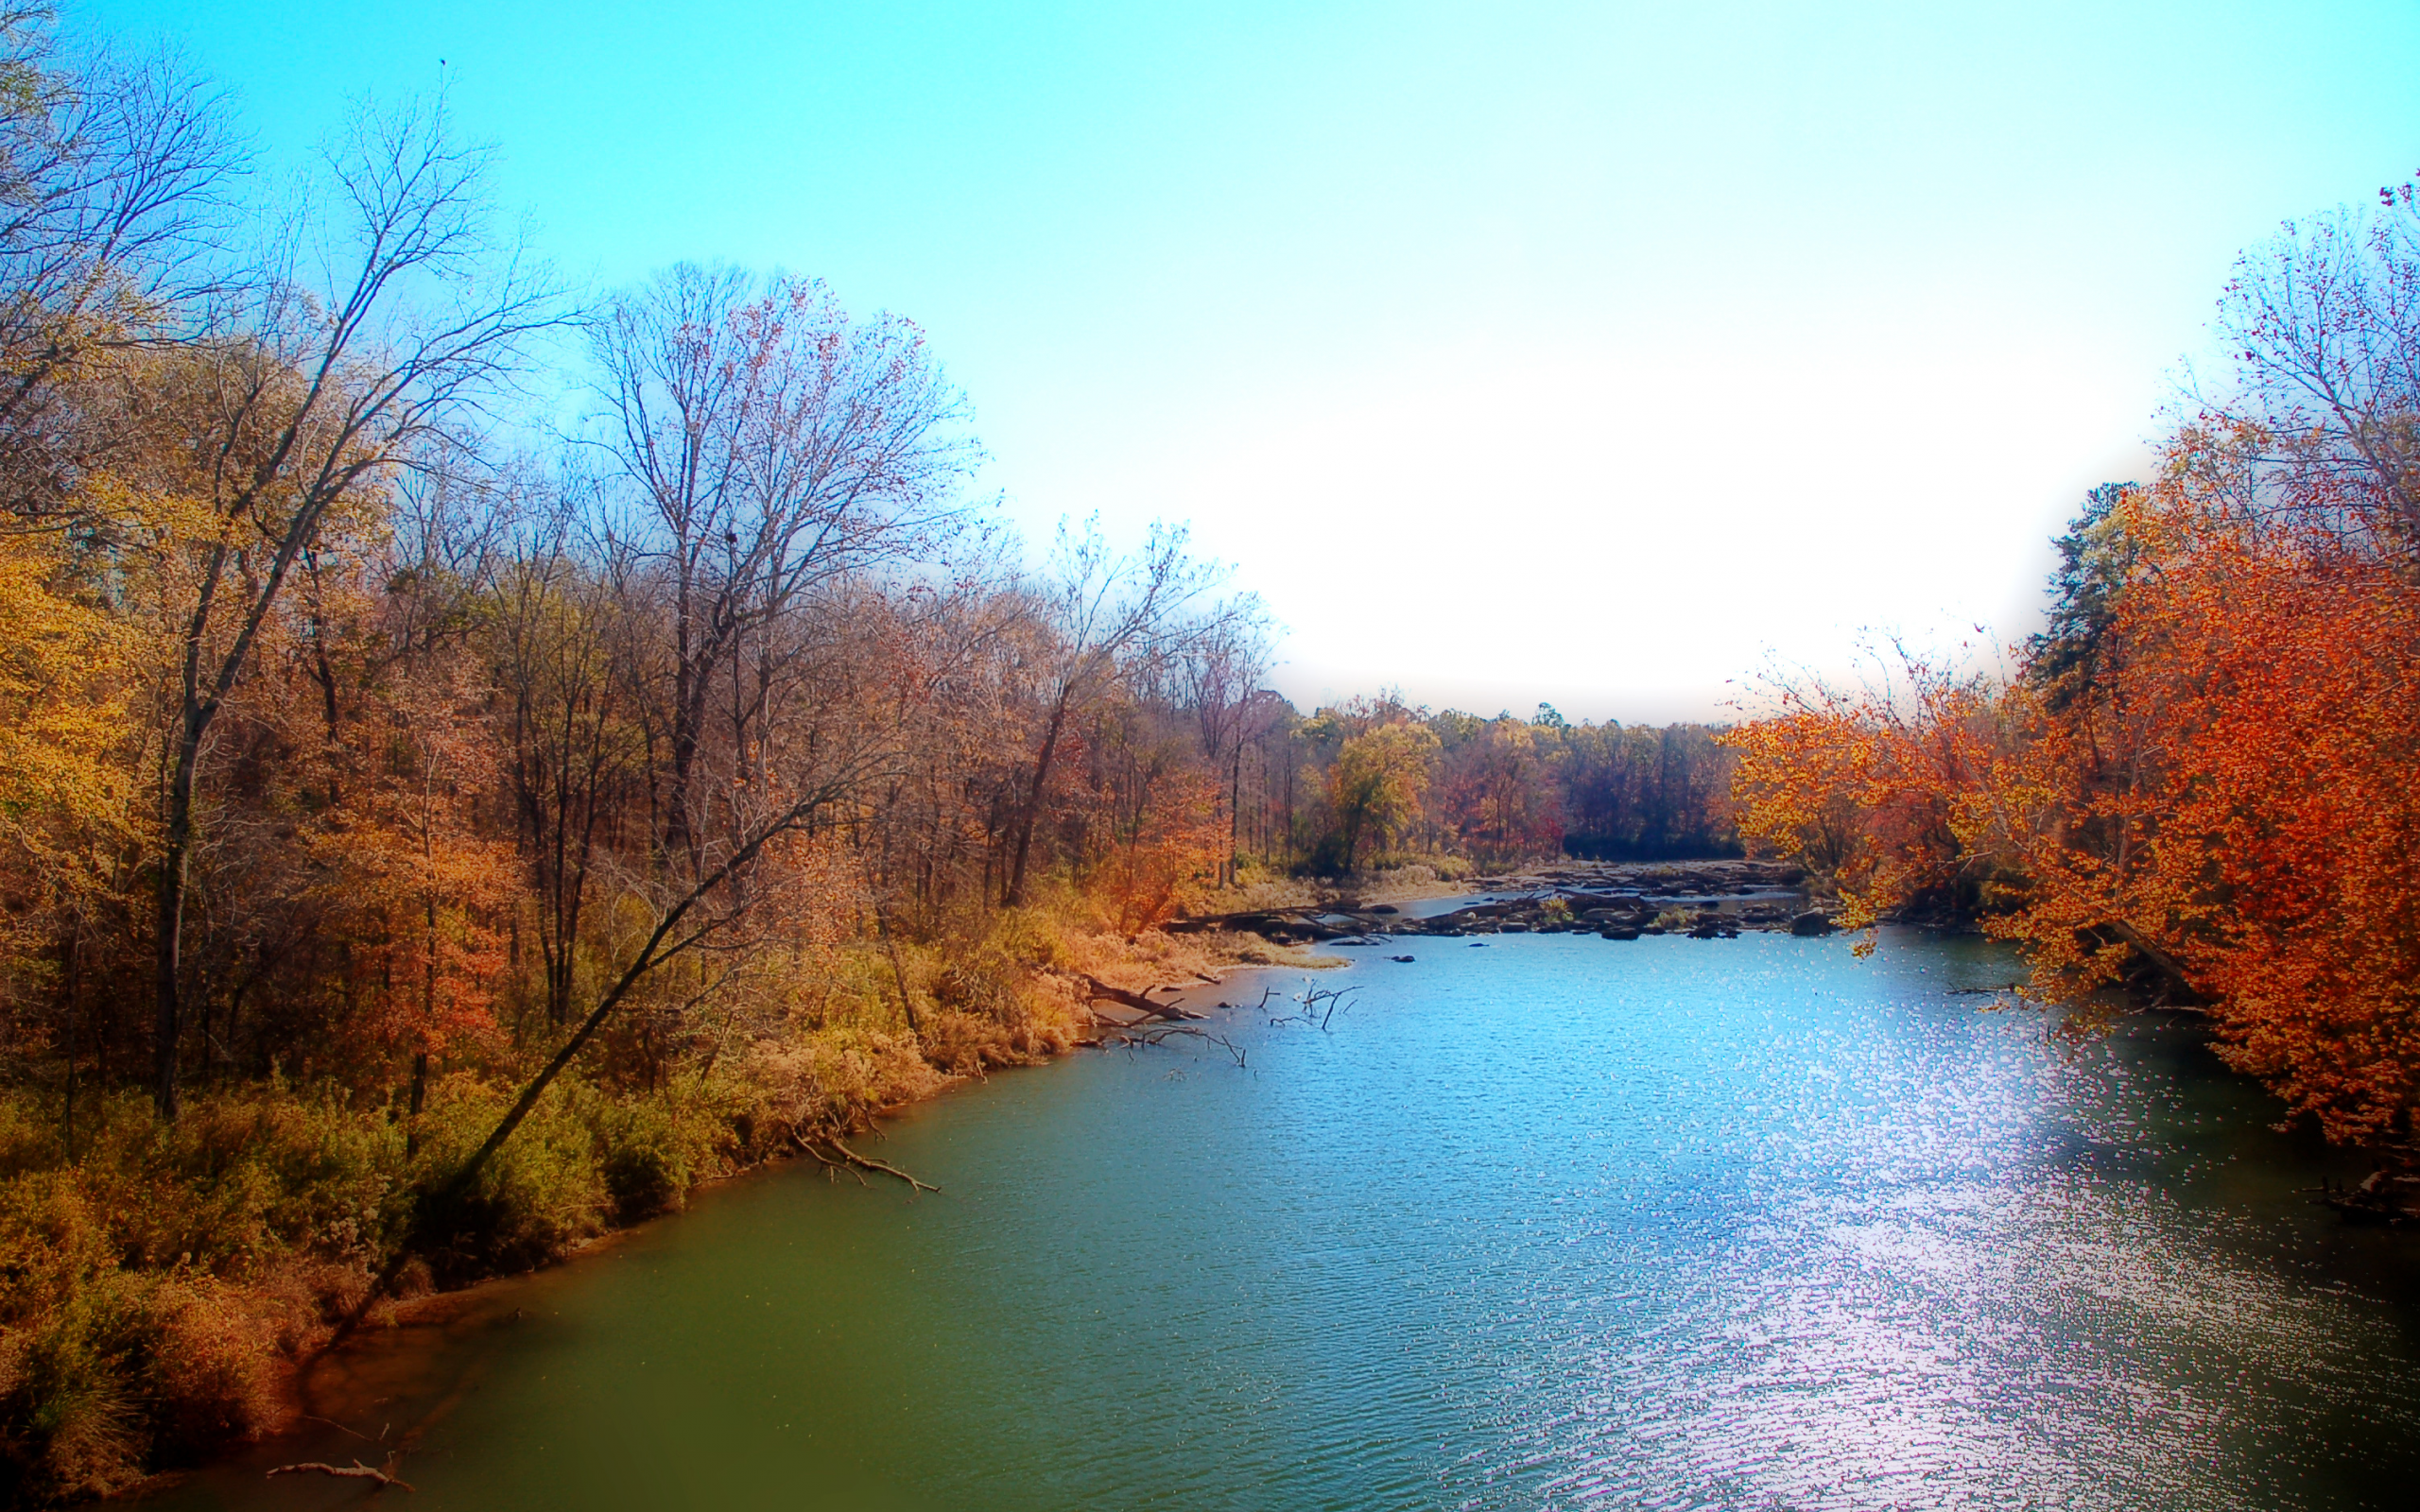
<box><xmin>89</xmin><ymin>0</ymin><xmax>2420</xmax><ymax>723</ymax></box>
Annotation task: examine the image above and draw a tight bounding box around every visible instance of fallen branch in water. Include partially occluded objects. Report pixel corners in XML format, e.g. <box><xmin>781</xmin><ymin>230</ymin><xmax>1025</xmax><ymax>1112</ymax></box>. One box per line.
<box><xmin>1268</xmin><ymin>980</ymin><xmax>1358</xmax><ymax>1032</ymax></box>
<box><xmin>2314</xmin><ymin>1169</ymin><xmax>2420</xmax><ymax>1226</ymax></box>
<box><xmin>1098</xmin><ymin>1022</ymin><xmax>1251</xmax><ymax>1070</ymax></box>
<box><xmin>295</xmin><ymin>1414</ymin><xmax>371</xmax><ymax>1441</ymax></box>
<box><xmin>823</xmin><ymin>1138</ymin><xmax>941</xmax><ymax>1194</ymax></box>
<box><xmin>792</xmin><ymin>1132</ymin><xmax>869</xmax><ymax>1185</ymax></box>
<box><xmin>1076</xmin><ymin>972</ymin><xmax>1201</xmax><ymax>1021</ymax></box>
<box><xmin>267</xmin><ymin>1459</ymin><xmax>414</xmax><ymax>1491</ymax></box>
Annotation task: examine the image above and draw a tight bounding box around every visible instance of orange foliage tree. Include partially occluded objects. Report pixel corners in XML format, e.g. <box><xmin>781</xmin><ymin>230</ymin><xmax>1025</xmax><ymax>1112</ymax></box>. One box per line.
<box><xmin>1727</xmin><ymin>647</ymin><xmax>2031</xmax><ymax>937</ymax></box>
<box><xmin>2005</xmin><ymin>496</ymin><xmax>2420</xmax><ymax>1140</ymax></box>
<box><xmin>1730</xmin><ymin>470</ymin><xmax>2420</xmax><ymax>1143</ymax></box>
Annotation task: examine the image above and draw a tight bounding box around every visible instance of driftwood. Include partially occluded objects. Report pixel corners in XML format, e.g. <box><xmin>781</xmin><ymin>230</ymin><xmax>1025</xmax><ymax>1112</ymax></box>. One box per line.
<box><xmin>1098</xmin><ymin>1020</ymin><xmax>1250</xmax><ymax>1070</ymax></box>
<box><xmin>268</xmin><ymin>1459</ymin><xmax>414</xmax><ymax>1491</ymax></box>
<box><xmin>1076</xmin><ymin>972</ymin><xmax>1200</xmax><ymax>1021</ymax></box>
<box><xmin>792</xmin><ymin>1132</ymin><xmax>869</xmax><ymax>1186</ymax></box>
<box><xmin>822</xmin><ymin>1137</ymin><xmax>940</xmax><ymax>1194</ymax></box>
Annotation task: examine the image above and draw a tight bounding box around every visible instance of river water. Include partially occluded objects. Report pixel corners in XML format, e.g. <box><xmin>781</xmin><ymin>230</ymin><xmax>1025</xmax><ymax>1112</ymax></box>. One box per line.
<box><xmin>150</xmin><ymin>929</ymin><xmax>2420</xmax><ymax>1511</ymax></box>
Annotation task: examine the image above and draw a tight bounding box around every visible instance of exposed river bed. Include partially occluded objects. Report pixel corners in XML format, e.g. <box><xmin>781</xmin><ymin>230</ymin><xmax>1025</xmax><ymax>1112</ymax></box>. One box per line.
<box><xmin>145</xmin><ymin>928</ymin><xmax>2420</xmax><ymax>1510</ymax></box>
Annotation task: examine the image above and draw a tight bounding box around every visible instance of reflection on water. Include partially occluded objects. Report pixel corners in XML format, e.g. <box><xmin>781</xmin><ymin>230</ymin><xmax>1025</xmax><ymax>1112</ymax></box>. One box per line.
<box><xmin>150</xmin><ymin>929</ymin><xmax>2419</xmax><ymax>1511</ymax></box>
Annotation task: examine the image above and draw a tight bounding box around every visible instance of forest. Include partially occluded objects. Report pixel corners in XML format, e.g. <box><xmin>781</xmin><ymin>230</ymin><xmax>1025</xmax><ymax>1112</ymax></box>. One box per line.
<box><xmin>1727</xmin><ymin>178</ymin><xmax>2420</xmax><ymax>1153</ymax></box>
<box><xmin>0</xmin><ymin>14</ymin><xmax>1736</xmax><ymax>1500</ymax></box>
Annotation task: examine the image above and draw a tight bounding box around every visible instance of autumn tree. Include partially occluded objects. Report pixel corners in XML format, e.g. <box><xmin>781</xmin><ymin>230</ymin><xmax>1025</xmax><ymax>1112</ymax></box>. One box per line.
<box><xmin>136</xmin><ymin>98</ymin><xmax>553</xmax><ymax>1117</ymax></box>
<box><xmin>1726</xmin><ymin>644</ymin><xmax>2025</xmax><ymax>933</ymax></box>
<box><xmin>1730</xmin><ymin>448</ymin><xmax>2420</xmax><ymax>1143</ymax></box>
<box><xmin>998</xmin><ymin>518</ymin><xmax>1222</xmax><ymax>908</ymax></box>
<box><xmin>1437</xmin><ymin>714</ymin><xmax>1562</xmax><ymax>866</ymax></box>
<box><xmin>588</xmin><ymin>264</ymin><xmax>975</xmax><ymax>874</ymax></box>
<box><xmin>1075</xmin><ymin>702</ymin><xmax>1225</xmax><ymax>934</ymax></box>
<box><xmin>1988</xmin><ymin>478</ymin><xmax>2420</xmax><ymax>1140</ymax></box>
<box><xmin>1326</xmin><ymin>723</ymin><xmax>1438</xmax><ymax>873</ymax></box>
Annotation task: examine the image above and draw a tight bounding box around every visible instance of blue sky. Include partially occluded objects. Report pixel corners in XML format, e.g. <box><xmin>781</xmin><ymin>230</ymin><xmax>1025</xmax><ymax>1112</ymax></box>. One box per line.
<box><xmin>91</xmin><ymin>0</ymin><xmax>2420</xmax><ymax>720</ymax></box>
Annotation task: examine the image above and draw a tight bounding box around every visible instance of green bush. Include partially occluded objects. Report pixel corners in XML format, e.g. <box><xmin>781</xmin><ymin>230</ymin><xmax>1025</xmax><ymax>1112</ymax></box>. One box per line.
<box><xmin>582</xmin><ymin>1088</ymin><xmax>733</xmax><ymax>1224</ymax></box>
<box><xmin>405</xmin><ymin>1078</ymin><xmax>610</xmax><ymax>1286</ymax></box>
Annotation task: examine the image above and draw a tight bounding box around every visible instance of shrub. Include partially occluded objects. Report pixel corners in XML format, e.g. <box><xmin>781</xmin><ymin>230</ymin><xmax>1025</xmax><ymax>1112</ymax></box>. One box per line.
<box><xmin>582</xmin><ymin>1089</ymin><xmax>733</xmax><ymax>1224</ymax></box>
<box><xmin>405</xmin><ymin>1078</ymin><xmax>608</xmax><ymax>1286</ymax></box>
<box><xmin>0</xmin><ymin>1267</ymin><xmax>287</xmax><ymax>1503</ymax></box>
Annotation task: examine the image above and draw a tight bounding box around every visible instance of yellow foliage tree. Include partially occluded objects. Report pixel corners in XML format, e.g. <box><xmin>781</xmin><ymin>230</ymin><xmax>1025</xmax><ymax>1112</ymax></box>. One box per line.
<box><xmin>0</xmin><ymin>517</ymin><xmax>147</xmax><ymax>961</ymax></box>
<box><xmin>1328</xmin><ymin>723</ymin><xmax>1439</xmax><ymax>872</ymax></box>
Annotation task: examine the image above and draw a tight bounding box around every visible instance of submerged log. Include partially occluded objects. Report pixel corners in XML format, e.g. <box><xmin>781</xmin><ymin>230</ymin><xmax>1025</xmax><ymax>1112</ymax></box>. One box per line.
<box><xmin>267</xmin><ymin>1460</ymin><xmax>415</xmax><ymax>1491</ymax></box>
<box><xmin>824</xmin><ymin>1139</ymin><xmax>942</xmax><ymax>1194</ymax></box>
<box><xmin>790</xmin><ymin>1129</ymin><xmax>939</xmax><ymax>1193</ymax></box>
<box><xmin>1076</xmin><ymin>973</ymin><xmax>1201</xmax><ymax>1021</ymax></box>
<box><xmin>2316</xmin><ymin>1169</ymin><xmax>2420</xmax><ymax>1225</ymax></box>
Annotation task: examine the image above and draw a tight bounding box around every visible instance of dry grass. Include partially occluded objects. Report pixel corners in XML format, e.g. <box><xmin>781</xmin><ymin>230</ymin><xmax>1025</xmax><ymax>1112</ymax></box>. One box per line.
<box><xmin>1357</xmin><ymin>864</ymin><xmax>1474</xmax><ymax>903</ymax></box>
<box><xmin>1193</xmin><ymin>861</ymin><xmax>1472</xmax><ymax>916</ymax></box>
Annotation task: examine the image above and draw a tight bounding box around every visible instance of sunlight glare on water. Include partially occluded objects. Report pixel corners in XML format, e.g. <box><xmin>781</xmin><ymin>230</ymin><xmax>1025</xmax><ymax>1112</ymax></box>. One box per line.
<box><xmin>151</xmin><ymin>930</ymin><xmax>2420</xmax><ymax>1511</ymax></box>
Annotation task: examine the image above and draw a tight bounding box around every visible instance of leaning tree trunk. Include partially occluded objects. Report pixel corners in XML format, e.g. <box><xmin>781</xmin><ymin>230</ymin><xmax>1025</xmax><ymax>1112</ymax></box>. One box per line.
<box><xmin>1002</xmin><ymin>691</ymin><xmax>1072</xmax><ymax>909</ymax></box>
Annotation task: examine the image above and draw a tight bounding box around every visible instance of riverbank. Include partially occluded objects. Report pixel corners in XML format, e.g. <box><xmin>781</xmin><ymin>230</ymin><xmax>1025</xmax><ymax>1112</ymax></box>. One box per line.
<box><xmin>0</xmin><ymin>908</ymin><xmax>1345</xmax><ymax>1506</ymax></box>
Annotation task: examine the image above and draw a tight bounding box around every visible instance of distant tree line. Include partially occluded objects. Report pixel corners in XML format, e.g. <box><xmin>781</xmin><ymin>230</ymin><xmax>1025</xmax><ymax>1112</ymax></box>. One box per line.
<box><xmin>1225</xmin><ymin>698</ymin><xmax>1737</xmax><ymax>878</ymax></box>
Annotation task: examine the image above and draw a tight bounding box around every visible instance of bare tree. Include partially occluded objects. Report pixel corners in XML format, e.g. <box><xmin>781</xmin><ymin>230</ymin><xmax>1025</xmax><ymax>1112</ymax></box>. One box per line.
<box><xmin>1178</xmin><ymin>602</ymin><xmax>1273</xmax><ymax>887</ymax></box>
<box><xmin>2208</xmin><ymin>181</ymin><xmax>2420</xmax><ymax>550</ymax></box>
<box><xmin>1000</xmin><ymin>518</ymin><xmax>1225</xmax><ymax>909</ymax></box>
<box><xmin>146</xmin><ymin>97</ymin><xmax>556</xmax><ymax>1118</ymax></box>
<box><xmin>588</xmin><ymin>264</ymin><xmax>977</xmax><ymax>872</ymax></box>
<box><xmin>0</xmin><ymin>9</ymin><xmax>245</xmax><ymax>517</ymax></box>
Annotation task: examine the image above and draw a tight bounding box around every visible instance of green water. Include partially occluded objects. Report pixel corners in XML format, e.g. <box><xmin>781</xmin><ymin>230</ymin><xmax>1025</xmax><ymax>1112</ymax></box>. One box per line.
<box><xmin>150</xmin><ymin>930</ymin><xmax>2419</xmax><ymax>1510</ymax></box>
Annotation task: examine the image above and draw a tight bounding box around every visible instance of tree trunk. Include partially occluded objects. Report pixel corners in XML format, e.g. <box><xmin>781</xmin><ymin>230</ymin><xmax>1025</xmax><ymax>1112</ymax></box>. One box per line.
<box><xmin>154</xmin><ymin>726</ymin><xmax>200</xmax><ymax>1121</ymax></box>
<box><xmin>1003</xmin><ymin>691</ymin><xmax>1071</xmax><ymax>909</ymax></box>
<box><xmin>406</xmin><ymin>1051</ymin><xmax>429</xmax><ymax>1159</ymax></box>
<box><xmin>410</xmin><ymin>889</ymin><xmax>437</xmax><ymax>1157</ymax></box>
<box><xmin>1228</xmin><ymin>742</ymin><xmax>1242</xmax><ymax>887</ymax></box>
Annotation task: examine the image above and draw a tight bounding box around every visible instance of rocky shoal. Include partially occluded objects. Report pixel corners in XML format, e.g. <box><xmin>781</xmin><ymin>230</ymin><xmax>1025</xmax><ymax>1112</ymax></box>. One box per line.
<box><xmin>1168</xmin><ymin>858</ymin><xmax>1839</xmax><ymax>945</ymax></box>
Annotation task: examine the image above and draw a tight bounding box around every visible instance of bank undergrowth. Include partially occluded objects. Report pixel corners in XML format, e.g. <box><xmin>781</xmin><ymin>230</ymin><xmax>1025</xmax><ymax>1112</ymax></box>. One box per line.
<box><xmin>0</xmin><ymin>908</ymin><xmax>1283</xmax><ymax>1505</ymax></box>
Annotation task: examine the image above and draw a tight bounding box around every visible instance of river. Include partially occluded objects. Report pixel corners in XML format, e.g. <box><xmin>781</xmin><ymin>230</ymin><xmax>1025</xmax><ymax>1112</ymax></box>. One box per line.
<box><xmin>146</xmin><ymin>928</ymin><xmax>2420</xmax><ymax>1510</ymax></box>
